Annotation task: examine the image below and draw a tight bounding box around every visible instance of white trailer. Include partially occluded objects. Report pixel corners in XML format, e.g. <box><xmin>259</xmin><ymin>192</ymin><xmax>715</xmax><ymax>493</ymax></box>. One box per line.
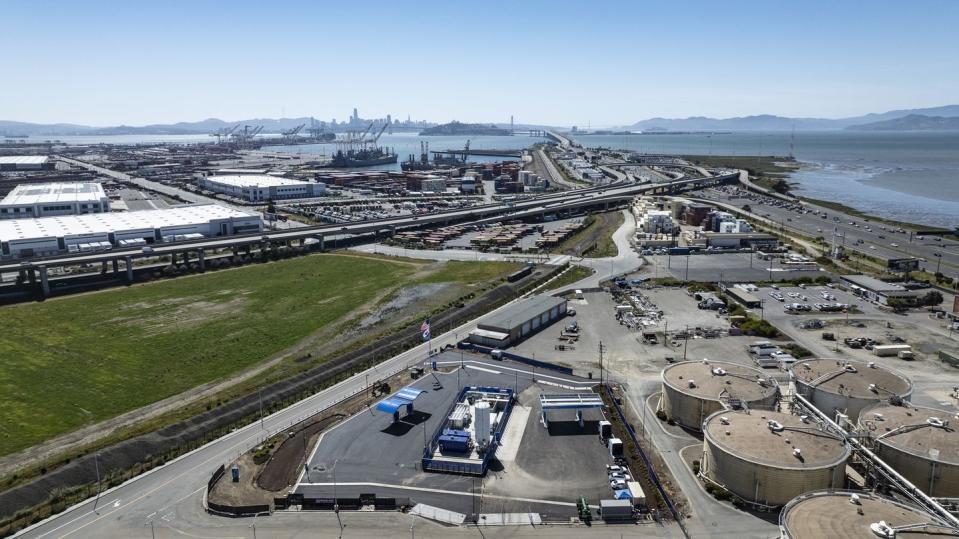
<box><xmin>873</xmin><ymin>344</ymin><xmax>911</xmax><ymax>357</ymax></box>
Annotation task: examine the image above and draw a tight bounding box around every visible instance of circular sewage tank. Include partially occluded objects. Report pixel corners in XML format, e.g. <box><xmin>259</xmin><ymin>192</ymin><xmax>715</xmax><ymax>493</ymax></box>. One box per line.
<box><xmin>701</xmin><ymin>410</ymin><xmax>850</xmax><ymax>507</ymax></box>
<box><xmin>858</xmin><ymin>403</ymin><xmax>959</xmax><ymax>498</ymax></box>
<box><xmin>780</xmin><ymin>490</ymin><xmax>959</xmax><ymax>539</ymax></box>
<box><xmin>791</xmin><ymin>359</ymin><xmax>913</xmax><ymax>422</ymax></box>
<box><xmin>661</xmin><ymin>360</ymin><xmax>779</xmax><ymax>431</ymax></box>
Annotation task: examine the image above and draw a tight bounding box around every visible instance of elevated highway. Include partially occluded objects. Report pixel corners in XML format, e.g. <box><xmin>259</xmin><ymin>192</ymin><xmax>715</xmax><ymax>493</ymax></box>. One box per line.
<box><xmin>2</xmin><ymin>173</ymin><xmax>739</xmax><ymax>297</ymax></box>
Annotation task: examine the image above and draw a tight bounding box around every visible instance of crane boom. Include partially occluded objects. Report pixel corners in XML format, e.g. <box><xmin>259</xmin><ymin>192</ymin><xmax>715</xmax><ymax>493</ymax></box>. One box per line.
<box><xmin>371</xmin><ymin>120</ymin><xmax>390</xmax><ymax>144</ymax></box>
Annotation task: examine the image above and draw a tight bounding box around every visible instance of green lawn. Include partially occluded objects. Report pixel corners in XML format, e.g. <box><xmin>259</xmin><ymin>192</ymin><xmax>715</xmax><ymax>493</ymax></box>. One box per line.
<box><xmin>0</xmin><ymin>254</ymin><xmax>521</xmax><ymax>456</ymax></box>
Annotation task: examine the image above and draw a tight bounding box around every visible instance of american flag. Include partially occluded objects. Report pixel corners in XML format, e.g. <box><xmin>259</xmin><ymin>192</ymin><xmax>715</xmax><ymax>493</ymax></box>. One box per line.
<box><xmin>420</xmin><ymin>318</ymin><xmax>431</xmax><ymax>341</ymax></box>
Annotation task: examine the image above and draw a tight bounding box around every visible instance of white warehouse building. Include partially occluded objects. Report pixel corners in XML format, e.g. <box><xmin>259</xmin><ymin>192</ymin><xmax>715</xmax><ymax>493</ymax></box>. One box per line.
<box><xmin>198</xmin><ymin>175</ymin><xmax>325</xmax><ymax>202</ymax></box>
<box><xmin>0</xmin><ymin>204</ymin><xmax>261</xmax><ymax>259</ymax></box>
<box><xmin>0</xmin><ymin>182</ymin><xmax>111</xmax><ymax>219</ymax></box>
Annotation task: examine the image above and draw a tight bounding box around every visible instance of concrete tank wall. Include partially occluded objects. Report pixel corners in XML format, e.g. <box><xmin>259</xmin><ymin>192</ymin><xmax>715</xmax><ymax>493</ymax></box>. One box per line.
<box><xmin>702</xmin><ymin>438</ymin><xmax>847</xmax><ymax>507</ymax></box>
<box><xmin>795</xmin><ymin>381</ymin><xmax>909</xmax><ymax>422</ymax></box>
<box><xmin>661</xmin><ymin>380</ymin><xmax>779</xmax><ymax>431</ymax></box>
<box><xmin>872</xmin><ymin>442</ymin><xmax>959</xmax><ymax>498</ymax></box>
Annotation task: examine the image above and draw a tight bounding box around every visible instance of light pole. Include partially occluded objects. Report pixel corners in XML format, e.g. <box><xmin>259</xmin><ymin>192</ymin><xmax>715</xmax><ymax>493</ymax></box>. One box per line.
<box><xmin>684</xmin><ymin>253</ymin><xmax>690</xmax><ymax>281</ymax></box>
<box><xmin>683</xmin><ymin>325</ymin><xmax>689</xmax><ymax>361</ymax></box>
<box><xmin>250</xmin><ymin>512</ymin><xmax>258</xmax><ymax>539</ymax></box>
<box><xmin>935</xmin><ymin>252</ymin><xmax>943</xmax><ymax>275</ymax></box>
<box><xmin>93</xmin><ymin>452</ymin><xmax>102</xmax><ymax>514</ymax></box>
<box><xmin>258</xmin><ymin>386</ymin><xmax>264</xmax><ymax>429</ymax></box>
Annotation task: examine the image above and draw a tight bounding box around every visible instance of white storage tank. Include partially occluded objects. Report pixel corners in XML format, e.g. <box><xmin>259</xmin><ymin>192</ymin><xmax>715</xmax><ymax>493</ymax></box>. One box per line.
<box><xmin>474</xmin><ymin>401</ymin><xmax>491</xmax><ymax>448</ymax></box>
<box><xmin>857</xmin><ymin>403</ymin><xmax>959</xmax><ymax>498</ymax></box>
<box><xmin>791</xmin><ymin>359</ymin><xmax>913</xmax><ymax>421</ymax></box>
<box><xmin>661</xmin><ymin>360</ymin><xmax>780</xmax><ymax>431</ymax></box>
<box><xmin>701</xmin><ymin>410</ymin><xmax>849</xmax><ymax>507</ymax></box>
<box><xmin>779</xmin><ymin>490</ymin><xmax>959</xmax><ymax>539</ymax></box>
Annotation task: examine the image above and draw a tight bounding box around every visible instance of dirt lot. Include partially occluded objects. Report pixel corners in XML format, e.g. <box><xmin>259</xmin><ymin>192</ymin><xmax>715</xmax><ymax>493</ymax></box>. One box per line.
<box><xmin>558</xmin><ymin>211</ymin><xmax>623</xmax><ymax>257</ymax></box>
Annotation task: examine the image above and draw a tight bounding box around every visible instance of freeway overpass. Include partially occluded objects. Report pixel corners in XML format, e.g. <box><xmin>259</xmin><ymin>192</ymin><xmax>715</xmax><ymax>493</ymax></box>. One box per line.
<box><xmin>2</xmin><ymin>172</ymin><xmax>740</xmax><ymax>297</ymax></box>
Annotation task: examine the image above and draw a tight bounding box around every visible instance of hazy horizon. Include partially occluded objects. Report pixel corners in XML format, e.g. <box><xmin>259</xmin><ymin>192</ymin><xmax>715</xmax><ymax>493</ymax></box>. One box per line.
<box><xmin>2</xmin><ymin>0</ymin><xmax>957</xmax><ymax>126</ymax></box>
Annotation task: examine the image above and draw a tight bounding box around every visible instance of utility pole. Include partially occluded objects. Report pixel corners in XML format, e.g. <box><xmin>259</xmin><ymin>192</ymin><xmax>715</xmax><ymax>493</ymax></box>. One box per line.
<box><xmin>598</xmin><ymin>342</ymin><xmax>606</xmax><ymax>384</ymax></box>
<box><xmin>685</xmin><ymin>253</ymin><xmax>690</xmax><ymax>281</ymax></box>
<box><xmin>683</xmin><ymin>325</ymin><xmax>690</xmax><ymax>361</ymax></box>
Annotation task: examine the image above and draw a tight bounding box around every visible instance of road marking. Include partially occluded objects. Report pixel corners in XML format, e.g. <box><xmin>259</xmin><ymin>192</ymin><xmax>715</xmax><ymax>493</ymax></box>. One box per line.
<box><xmin>295</xmin><ymin>482</ymin><xmax>577</xmax><ymax>507</ymax></box>
<box><xmin>465</xmin><ymin>365</ymin><xmax>501</xmax><ymax>375</ymax></box>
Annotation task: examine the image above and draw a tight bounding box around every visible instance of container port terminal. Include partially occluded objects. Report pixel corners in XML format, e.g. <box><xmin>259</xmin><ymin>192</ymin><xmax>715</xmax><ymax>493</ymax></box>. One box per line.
<box><xmin>3</xmin><ymin>129</ymin><xmax>959</xmax><ymax>539</ymax></box>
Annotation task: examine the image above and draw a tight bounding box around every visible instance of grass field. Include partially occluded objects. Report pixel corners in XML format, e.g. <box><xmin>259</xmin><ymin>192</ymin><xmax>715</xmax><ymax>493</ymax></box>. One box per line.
<box><xmin>0</xmin><ymin>254</ymin><xmax>518</xmax><ymax>456</ymax></box>
<box><xmin>554</xmin><ymin>211</ymin><xmax>624</xmax><ymax>257</ymax></box>
<box><xmin>543</xmin><ymin>265</ymin><xmax>595</xmax><ymax>291</ymax></box>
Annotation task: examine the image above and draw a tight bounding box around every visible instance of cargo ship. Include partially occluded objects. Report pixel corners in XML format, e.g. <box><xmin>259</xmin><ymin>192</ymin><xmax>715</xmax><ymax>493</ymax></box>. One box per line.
<box><xmin>327</xmin><ymin>146</ymin><xmax>398</xmax><ymax>168</ymax></box>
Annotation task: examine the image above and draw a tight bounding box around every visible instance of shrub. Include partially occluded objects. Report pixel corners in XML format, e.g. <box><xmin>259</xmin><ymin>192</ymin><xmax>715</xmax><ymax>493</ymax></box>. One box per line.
<box><xmin>740</xmin><ymin>318</ymin><xmax>780</xmax><ymax>337</ymax></box>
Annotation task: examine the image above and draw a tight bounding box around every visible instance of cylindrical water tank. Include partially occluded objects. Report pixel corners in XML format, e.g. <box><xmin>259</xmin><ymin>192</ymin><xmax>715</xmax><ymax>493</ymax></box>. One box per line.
<box><xmin>661</xmin><ymin>360</ymin><xmax>780</xmax><ymax>431</ymax></box>
<box><xmin>474</xmin><ymin>401</ymin><xmax>491</xmax><ymax>447</ymax></box>
<box><xmin>791</xmin><ymin>358</ymin><xmax>913</xmax><ymax>421</ymax></box>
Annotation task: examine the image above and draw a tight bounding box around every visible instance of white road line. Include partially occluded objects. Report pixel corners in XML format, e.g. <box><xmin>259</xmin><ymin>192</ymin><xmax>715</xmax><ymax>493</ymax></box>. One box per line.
<box><xmin>465</xmin><ymin>365</ymin><xmax>501</xmax><ymax>375</ymax></box>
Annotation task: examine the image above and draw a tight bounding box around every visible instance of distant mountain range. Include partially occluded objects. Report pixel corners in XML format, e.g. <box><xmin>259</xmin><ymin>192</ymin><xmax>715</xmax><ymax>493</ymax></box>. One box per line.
<box><xmin>628</xmin><ymin>104</ymin><xmax>959</xmax><ymax>131</ymax></box>
<box><xmin>845</xmin><ymin>114</ymin><xmax>959</xmax><ymax>131</ymax></box>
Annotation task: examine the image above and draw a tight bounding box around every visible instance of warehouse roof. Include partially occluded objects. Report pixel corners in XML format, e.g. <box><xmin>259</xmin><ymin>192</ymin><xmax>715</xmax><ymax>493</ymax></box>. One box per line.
<box><xmin>704</xmin><ymin>410</ymin><xmax>849</xmax><ymax>468</ymax></box>
<box><xmin>859</xmin><ymin>403</ymin><xmax>959</xmax><ymax>464</ymax></box>
<box><xmin>0</xmin><ymin>156</ymin><xmax>49</xmax><ymax>165</ymax></box>
<box><xmin>205</xmin><ymin>174</ymin><xmax>313</xmax><ymax>188</ymax></box>
<box><xmin>840</xmin><ymin>274</ymin><xmax>908</xmax><ymax>294</ymax></box>
<box><xmin>479</xmin><ymin>294</ymin><xmax>565</xmax><ymax>332</ymax></box>
<box><xmin>662</xmin><ymin>360</ymin><xmax>778</xmax><ymax>402</ymax></box>
<box><xmin>791</xmin><ymin>359</ymin><xmax>913</xmax><ymax>400</ymax></box>
<box><xmin>0</xmin><ymin>204</ymin><xmax>257</xmax><ymax>242</ymax></box>
<box><xmin>781</xmin><ymin>491</ymin><xmax>958</xmax><ymax>539</ymax></box>
<box><xmin>1</xmin><ymin>182</ymin><xmax>106</xmax><ymax>206</ymax></box>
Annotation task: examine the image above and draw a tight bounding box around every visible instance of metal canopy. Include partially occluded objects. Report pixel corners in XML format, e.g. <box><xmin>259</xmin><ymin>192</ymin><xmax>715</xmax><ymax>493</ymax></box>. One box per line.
<box><xmin>539</xmin><ymin>393</ymin><xmax>604</xmax><ymax>410</ymax></box>
<box><xmin>375</xmin><ymin>386</ymin><xmax>426</xmax><ymax>414</ymax></box>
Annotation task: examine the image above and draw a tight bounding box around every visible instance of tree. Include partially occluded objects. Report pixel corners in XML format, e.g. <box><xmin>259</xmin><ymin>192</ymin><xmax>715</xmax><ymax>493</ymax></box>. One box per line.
<box><xmin>922</xmin><ymin>290</ymin><xmax>944</xmax><ymax>307</ymax></box>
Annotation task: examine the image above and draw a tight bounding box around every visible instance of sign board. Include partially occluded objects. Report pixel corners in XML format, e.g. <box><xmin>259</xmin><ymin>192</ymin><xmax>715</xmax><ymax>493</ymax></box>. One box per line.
<box><xmin>887</xmin><ymin>257</ymin><xmax>920</xmax><ymax>272</ymax></box>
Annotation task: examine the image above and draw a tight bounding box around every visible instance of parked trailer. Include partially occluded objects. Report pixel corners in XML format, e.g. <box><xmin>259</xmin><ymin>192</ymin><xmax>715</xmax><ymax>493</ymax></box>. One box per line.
<box><xmin>507</xmin><ymin>265</ymin><xmax>533</xmax><ymax>283</ymax></box>
<box><xmin>873</xmin><ymin>344</ymin><xmax>911</xmax><ymax>357</ymax></box>
<box><xmin>599</xmin><ymin>499</ymin><xmax>634</xmax><ymax>521</ymax></box>
<box><xmin>626</xmin><ymin>481</ymin><xmax>647</xmax><ymax>508</ymax></box>
<box><xmin>608</xmin><ymin>437</ymin><xmax>624</xmax><ymax>459</ymax></box>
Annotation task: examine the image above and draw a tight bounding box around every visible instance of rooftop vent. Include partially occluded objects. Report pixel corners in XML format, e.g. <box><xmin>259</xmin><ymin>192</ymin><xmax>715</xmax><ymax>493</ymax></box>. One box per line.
<box><xmin>869</xmin><ymin>383</ymin><xmax>878</xmax><ymax>393</ymax></box>
<box><xmin>767</xmin><ymin>420</ymin><xmax>785</xmax><ymax>432</ymax></box>
<box><xmin>869</xmin><ymin>521</ymin><xmax>896</xmax><ymax>539</ymax></box>
<box><xmin>867</xmin><ymin>361</ymin><xmax>876</xmax><ymax>368</ymax></box>
<box><xmin>720</xmin><ymin>416</ymin><xmax>730</xmax><ymax>425</ymax></box>
<box><xmin>844</xmin><ymin>365</ymin><xmax>858</xmax><ymax>373</ymax></box>
<box><xmin>688</xmin><ymin>380</ymin><xmax>696</xmax><ymax>389</ymax></box>
<box><xmin>849</xmin><ymin>493</ymin><xmax>861</xmax><ymax>505</ymax></box>
<box><xmin>793</xmin><ymin>447</ymin><xmax>802</xmax><ymax>458</ymax></box>
<box><xmin>927</xmin><ymin>417</ymin><xmax>946</xmax><ymax>428</ymax></box>
<box><xmin>702</xmin><ymin>358</ymin><xmax>710</xmax><ymax>364</ymax></box>
<box><xmin>873</xmin><ymin>413</ymin><xmax>884</xmax><ymax>421</ymax></box>
<box><xmin>712</xmin><ymin>367</ymin><xmax>727</xmax><ymax>376</ymax></box>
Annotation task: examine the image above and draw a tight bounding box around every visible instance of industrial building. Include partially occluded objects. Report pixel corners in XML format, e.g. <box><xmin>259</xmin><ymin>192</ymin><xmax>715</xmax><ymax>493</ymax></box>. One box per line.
<box><xmin>0</xmin><ymin>182</ymin><xmax>110</xmax><ymax>219</ymax></box>
<box><xmin>0</xmin><ymin>156</ymin><xmax>53</xmax><ymax>171</ymax></box>
<box><xmin>700</xmin><ymin>410</ymin><xmax>850</xmax><ymax>508</ymax></box>
<box><xmin>725</xmin><ymin>286</ymin><xmax>762</xmax><ymax>308</ymax></box>
<box><xmin>857</xmin><ymin>403</ymin><xmax>959</xmax><ymax>497</ymax></box>
<box><xmin>468</xmin><ymin>295</ymin><xmax>567</xmax><ymax>348</ymax></box>
<box><xmin>0</xmin><ymin>204</ymin><xmax>261</xmax><ymax>259</ymax></box>
<box><xmin>791</xmin><ymin>359</ymin><xmax>913</xmax><ymax>421</ymax></box>
<box><xmin>840</xmin><ymin>274</ymin><xmax>922</xmax><ymax>305</ymax></box>
<box><xmin>198</xmin><ymin>175</ymin><xmax>325</xmax><ymax>202</ymax></box>
<box><xmin>779</xmin><ymin>490</ymin><xmax>959</xmax><ymax>539</ymax></box>
<box><xmin>660</xmin><ymin>360</ymin><xmax>780</xmax><ymax>431</ymax></box>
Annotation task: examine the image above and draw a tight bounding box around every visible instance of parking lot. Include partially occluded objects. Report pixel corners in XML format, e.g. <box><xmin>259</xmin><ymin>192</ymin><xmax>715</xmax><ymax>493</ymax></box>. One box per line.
<box><xmin>642</xmin><ymin>252</ymin><xmax>824</xmax><ymax>283</ymax></box>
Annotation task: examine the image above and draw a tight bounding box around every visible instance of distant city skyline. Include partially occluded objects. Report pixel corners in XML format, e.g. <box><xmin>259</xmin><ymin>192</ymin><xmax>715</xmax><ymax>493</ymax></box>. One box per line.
<box><xmin>2</xmin><ymin>0</ymin><xmax>957</xmax><ymax>126</ymax></box>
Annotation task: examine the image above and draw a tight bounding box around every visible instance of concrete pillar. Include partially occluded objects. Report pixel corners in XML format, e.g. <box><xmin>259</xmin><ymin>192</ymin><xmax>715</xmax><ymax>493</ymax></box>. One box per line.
<box><xmin>39</xmin><ymin>266</ymin><xmax>50</xmax><ymax>298</ymax></box>
<box><xmin>100</xmin><ymin>261</ymin><xmax>108</xmax><ymax>274</ymax></box>
<box><xmin>197</xmin><ymin>250</ymin><xmax>205</xmax><ymax>271</ymax></box>
<box><xmin>112</xmin><ymin>259</ymin><xmax>119</xmax><ymax>273</ymax></box>
<box><xmin>18</xmin><ymin>269</ymin><xmax>27</xmax><ymax>283</ymax></box>
<box><xmin>125</xmin><ymin>256</ymin><xmax>133</xmax><ymax>283</ymax></box>
<box><xmin>244</xmin><ymin>245</ymin><xmax>251</xmax><ymax>256</ymax></box>
<box><xmin>319</xmin><ymin>236</ymin><xmax>325</xmax><ymax>251</ymax></box>
<box><xmin>542</xmin><ymin>411</ymin><xmax>549</xmax><ymax>428</ymax></box>
<box><xmin>390</xmin><ymin>225</ymin><xmax>396</xmax><ymax>235</ymax></box>
<box><xmin>577</xmin><ymin>410</ymin><xmax>584</xmax><ymax>428</ymax></box>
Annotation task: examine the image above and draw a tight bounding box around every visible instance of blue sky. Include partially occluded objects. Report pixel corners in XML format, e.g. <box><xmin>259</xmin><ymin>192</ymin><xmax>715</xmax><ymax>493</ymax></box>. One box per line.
<box><xmin>2</xmin><ymin>0</ymin><xmax>957</xmax><ymax>126</ymax></box>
